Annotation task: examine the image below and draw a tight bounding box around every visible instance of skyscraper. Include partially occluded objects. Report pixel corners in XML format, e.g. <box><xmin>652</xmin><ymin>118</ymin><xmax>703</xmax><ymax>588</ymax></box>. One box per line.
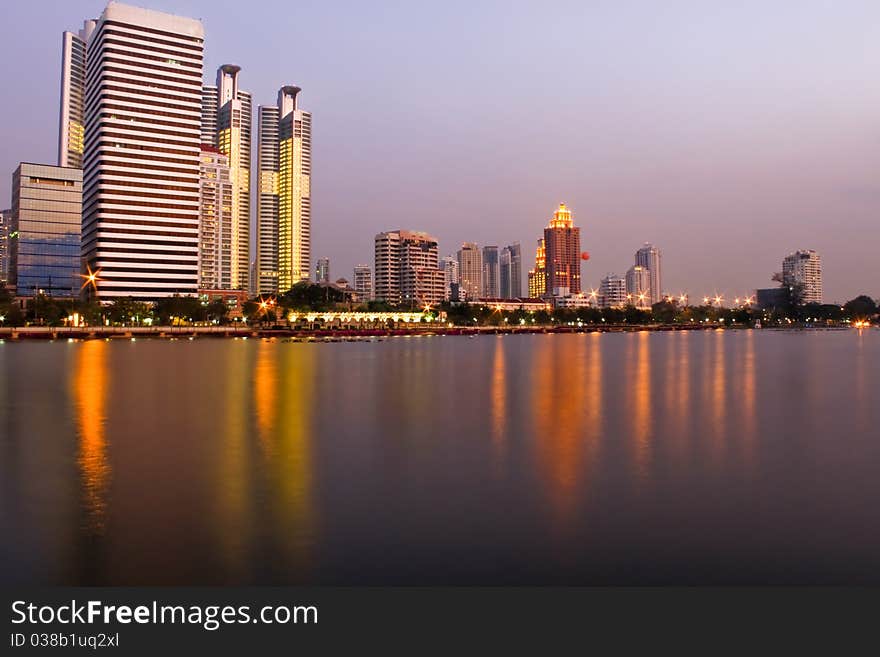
<box><xmin>58</xmin><ymin>20</ymin><xmax>96</xmax><ymax>168</ymax></box>
<box><xmin>457</xmin><ymin>242</ymin><xmax>482</xmax><ymax>300</ymax></box>
<box><xmin>500</xmin><ymin>242</ymin><xmax>522</xmax><ymax>298</ymax></box>
<box><xmin>9</xmin><ymin>163</ymin><xmax>83</xmax><ymax>298</ymax></box>
<box><xmin>625</xmin><ymin>265</ymin><xmax>651</xmax><ymax>308</ymax></box>
<box><xmin>353</xmin><ymin>264</ymin><xmax>373</xmax><ymax>301</ymax></box>
<box><xmin>527</xmin><ymin>238</ymin><xmax>546</xmax><ymax>298</ymax></box>
<box><xmin>214</xmin><ymin>65</ymin><xmax>251</xmax><ymax>291</ymax></box>
<box><xmin>200</xmin><ymin>84</ymin><xmax>218</xmax><ymax>146</ymax></box>
<box><xmin>635</xmin><ymin>243</ymin><xmax>662</xmax><ymax>305</ymax></box>
<box><xmin>316</xmin><ymin>257</ymin><xmax>330</xmax><ymax>283</ymax></box>
<box><xmin>374</xmin><ymin>230</ymin><xmax>444</xmax><ymax>306</ymax></box>
<box><xmin>543</xmin><ymin>203</ymin><xmax>581</xmax><ymax>296</ymax></box>
<box><xmin>0</xmin><ymin>209</ymin><xmax>10</xmax><ymax>285</ymax></box>
<box><xmin>256</xmin><ymin>86</ymin><xmax>312</xmax><ymax>293</ymax></box>
<box><xmin>441</xmin><ymin>255</ymin><xmax>459</xmax><ymax>300</ymax></box>
<box><xmin>481</xmin><ymin>245</ymin><xmax>500</xmax><ymax>298</ymax></box>
<box><xmin>81</xmin><ymin>2</ymin><xmax>204</xmax><ymax>300</ymax></box>
<box><xmin>198</xmin><ymin>145</ymin><xmax>233</xmax><ymax>290</ymax></box>
<box><xmin>782</xmin><ymin>249</ymin><xmax>822</xmax><ymax>304</ymax></box>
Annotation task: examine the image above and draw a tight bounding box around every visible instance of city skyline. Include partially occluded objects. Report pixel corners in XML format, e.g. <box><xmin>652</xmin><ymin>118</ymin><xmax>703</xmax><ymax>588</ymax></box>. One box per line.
<box><xmin>1</xmin><ymin>1</ymin><xmax>879</xmax><ymax>302</ymax></box>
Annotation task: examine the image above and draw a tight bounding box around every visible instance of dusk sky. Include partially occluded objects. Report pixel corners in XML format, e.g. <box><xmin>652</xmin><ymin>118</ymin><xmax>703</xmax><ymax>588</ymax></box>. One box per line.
<box><xmin>2</xmin><ymin>0</ymin><xmax>879</xmax><ymax>302</ymax></box>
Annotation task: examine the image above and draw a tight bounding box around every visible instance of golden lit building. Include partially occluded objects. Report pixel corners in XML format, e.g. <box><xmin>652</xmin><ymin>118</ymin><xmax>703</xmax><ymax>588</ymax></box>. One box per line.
<box><xmin>527</xmin><ymin>238</ymin><xmax>546</xmax><ymax>298</ymax></box>
<box><xmin>543</xmin><ymin>203</ymin><xmax>581</xmax><ymax>296</ymax></box>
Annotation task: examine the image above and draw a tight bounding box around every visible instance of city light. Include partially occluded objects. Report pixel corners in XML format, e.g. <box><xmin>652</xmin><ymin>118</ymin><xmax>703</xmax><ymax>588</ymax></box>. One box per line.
<box><xmin>79</xmin><ymin>264</ymin><xmax>102</xmax><ymax>292</ymax></box>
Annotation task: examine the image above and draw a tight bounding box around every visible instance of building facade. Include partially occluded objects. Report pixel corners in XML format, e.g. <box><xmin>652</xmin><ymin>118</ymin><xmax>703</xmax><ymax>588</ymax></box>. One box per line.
<box><xmin>543</xmin><ymin>203</ymin><xmax>581</xmax><ymax>296</ymax></box>
<box><xmin>256</xmin><ymin>86</ymin><xmax>312</xmax><ymax>293</ymax></box>
<box><xmin>316</xmin><ymin>257</ymin><xmax>330</xmax><ymax>283</ymax></box>
<box><xmin>0</xmin><ymin>209</ymin><xmax>10</xmax><ymax>285</ymax></box>
<box><xmin>500</xmin><ymin>242</ymin><xmax>522</xmax><ymax>298</ymax></box>
<box><xmin>81</xmin><ymin>2</ymin><xmax>204</xmax><ymax>300</ymax></box>
<box><xmin>58</xmin><ymin>21</ymin><xmax>96</xmax><ymax>168</ymax></box>
<box><xmin>198</xmin><ymin>146</ymin><xmax>233</xmax><ymax>290</ymax></box>
<box><xmin>599</xmin><ymin>273</ymin><xmax>627</xmax><ymax>309</ymax></box>
<box><xmin>782</xmin><ymin>249</ymin><xmax>822</xmax><ymax>304</ymax></box>
<box><xmin>481</xmin><ymin>245</ymin><xmax>499</xmax><ymax>299</ymax></box>
<box><xmin>635</xmin><ymin>243</ymin><xmax>662</xmax><ymax>305</ymax></box>
<box><xmin>441</xmin><ymin>254</ymin><xmax>459</xmax><ymax>300</ymax></box>
<box><xmin>374</xmin><ymin>230</ymin><xmax>444</xmax><ymax>306</ymax></box>
<box><xmin>8</xmin><ymin>163</ymin><xmax>83</xmax><ymax>298</ymax></box>
<box><xmin>353</xmin><ymin>264</ymin><xmax>373</xmax><ymax>301</ymax></box>
<box><xmin>527</xmin><ymin>238</ymin><xmax>546</xmax><ymax>298</ymax></box>
<box><xmin>625</xmin><ymin>265</ymin><xmax>651</xmax><ymax>308</ymax></box>
<box><xmin>457</xmin><ymin>242</ymin><xmax>482</xmax><ymax>300</ymax></box>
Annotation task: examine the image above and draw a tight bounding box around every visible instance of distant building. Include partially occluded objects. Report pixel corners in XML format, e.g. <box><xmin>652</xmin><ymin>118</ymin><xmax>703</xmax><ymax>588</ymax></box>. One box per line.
<box><xmin>374</xmin><ymin>230</ymin><xmax>445</xmax><ymax>306</ymax></box>
<box><xmin>625</xmin><ymin>265</ymin><xmax>651</xmax><ymax>308</ymax></box>
<box><xmin>8</xmin><ymin>163</ymin><xmax>83</xmax><ymax>298</ymax></box>
<box><xmin>599</xmin><ymin>273</ymin><xmax>627</xmax><ymax>309</ymax></box>
<box><xmin>543</xmin><ymin>203</ymin><xmax>581</xmax><ymax>296</ymax></box>
<box><xmin>441</xmin><ymin>255</ymin><xmax>459</xmax><ymax>300</ymax></box>
<box><xmin>635</xmin><ymin>243</ymin><xmax>662</xmax><ymax>304</ymax></box>
<box><xmin>553</xmin><ymin>294</ymin><xmax>596</xmax><ymax>309</ymax></box>
<box><xmin>500</xmin><ymin>242</ymin><xmax>522</xmax><ymax>298</ymax></box>
<box><xmin>0</xmin><ymin>209</ymin><xmax>10</xmax><ymax>285</ymax></box>
<box><xmin>482</xmin><ymin>245</ymin><xmax>500</xmax><ymax>298</ymax></box>
<box><xmin>198</xmin><ymin>146</ymin><xmax>234</xmax><ymax>290</ymax></box>
<box><xmin>782</xmin><ymin>249</ymin><xmax>822</xmax><ymax>304</ymax></box>
<box><xmin>476</xmin><ymin>297</ymin><xmax>550</xmax><ymax>312</ymax></box>
<box><xmin>527</xmin><ymin>238</ymin><xmax>546</xmax><ymax>298</ymax></box>
<box><xmin>316</xmin><ymin>257</ymin><xmax>330</xmax><ymax>283</ymax></box>
<box><xmin>457</xmin><ymin>242</ymin><xmax>482</xmax><ymax>300</ymax></box>
<box><xmin>755</xmin><ymin>287</ymin><xmax>789</xmax><ymax>310</ymax></box>
<box><xmin>353</xmin><ymin>264</ymin><xmax>373</xmax><ymax>301</ymax></box>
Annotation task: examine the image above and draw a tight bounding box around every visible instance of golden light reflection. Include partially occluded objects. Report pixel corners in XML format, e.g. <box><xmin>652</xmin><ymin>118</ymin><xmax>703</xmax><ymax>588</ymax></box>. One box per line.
<box><xmin>72</xmin><ymin>339</ymin><xmax>110</xmax><ymax>534</ymax></box>
<box><xmin>710</xmin><ymin>330</ymin><xmax>727</xmax><ymax>466</ymax></box>
<box><xmin>630</xmin><ymin>331</ymin><xmax>651</xmax><ymax>481</ymax></box>
<box><xmin>254</xmin><ymin>340</ymin><xmax>278</xmax><ymax>452</ymax></box>
<box><xmin>741</xmin><ymin>330</ymin><xmax>756</xmax><ymax>464</ymax></box>
<box><xmin>490</xmin><ymin>337</ymin><xmax>507</xmax><ymax>459</ymax></box>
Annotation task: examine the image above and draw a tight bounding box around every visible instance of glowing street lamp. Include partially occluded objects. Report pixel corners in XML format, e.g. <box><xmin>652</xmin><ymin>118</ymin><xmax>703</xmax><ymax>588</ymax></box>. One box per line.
<box><xmin>80</xmin><ymin>264</ymin><xmax>102</xmax><ymax>293</ymax></box>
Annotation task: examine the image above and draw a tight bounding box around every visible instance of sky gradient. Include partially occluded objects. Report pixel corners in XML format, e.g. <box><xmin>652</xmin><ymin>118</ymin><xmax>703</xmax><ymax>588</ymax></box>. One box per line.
<box><xmin>2</xmin><ymin>0</ymin><xmax>878</xmax><ymax>302</ymax></box>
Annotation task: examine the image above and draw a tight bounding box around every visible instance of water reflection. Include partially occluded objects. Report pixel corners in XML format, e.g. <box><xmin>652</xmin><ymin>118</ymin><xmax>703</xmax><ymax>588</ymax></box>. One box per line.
<box><xmin>71</xmin><ymin>340</ymin><xmax>110</xmax><ymax>535</ymax></box>
<box><xmin>490</xmin><ymin>338</ymin><xmax>507</xmax><ymax>457</ymax></box>
<box><xmin>629</xmin><ymin>331</ymin><xmax>652</xmax><ymax>482</ymax></box>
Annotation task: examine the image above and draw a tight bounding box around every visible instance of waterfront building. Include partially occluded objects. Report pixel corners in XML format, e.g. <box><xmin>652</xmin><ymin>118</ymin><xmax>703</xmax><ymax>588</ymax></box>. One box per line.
<box><xmin>625</xmin><ymin>265</ymin><xmax>651</xmax><ymax>308</ymax></box>
<box><xmin>543</xmin><ymin>203</ymin><xmax>581</xmax><ymax>296</ymax></box>
<box><xmin>256</xmin><ymin>86</ymin><xmax>312</xmax><ymax>293</ymax></box>
<box><xmin>553</xmin><ymin>293</ymin><xmax>596</xmax><ymax>309</ymax></box>
<box><xmin>527</xmin><ymin>238</ymin><xmax>546</xmax><ymax>298</ymax></box>
<box><xmin>58</xmin><ymin>20</ymin><xmax>96</xmax><ymax>168</ymax></box>
<box><xmin>500</xmin><ymin>242</ymin><xmax>522</xmax><ymax>299</ymax></box>
<box><xmin>353</xmin><ymin>264</ymin><xmax>373</xmax><ymax>301</ymax></box>
<box><xmin>599</xmin><ymin>273</ymin><xmax>627</xmax><ymax>309</ymax></box>
<box><xmin>635</xmin><ymin>243</ymin><xmax>662</xmax><ymax>304</ymax></box>
<box><xmin>441</xmin><ymin>254</ymin><xmax>459</xmax><ymax>300</ymax></box>
<box><xmin>316</xmin><ymin>257</ymin><xmax>330</xmax><ymax>283</ymax></box>
<box><xmin>476</xmin><ymin>298</ymin><xmax>551</xmax><ymax>312</ymax></box>
<box><xmin>457</xmin><ymin>242</ymin><xmax>482</xmax><ymax>300</ymax></box>
<box><xmin>0</xmin><ymin>209</ymin><xmax>10</xmax><ymax>285</ymax></box>
<box><xmin>374</xmin><ymin>230</ymin><xmax>445</xmax><ymax>307</ymax></box>
<box><xmin>81</xmin><ymin>2</ymin><xmax>204</xmax><ymax>300</ymax></box>
<box><xmin>782</xmin><ymin>249</ymin><xmax>822</xmax><ymax>304</ymax></box>
<box><xmin>481</xmin><ymin>245</ymin><xmax>500</xmax><ymax>298</ymax></box>
<box><xmin>8</xmin><ymin>163</ymin><xmax>83</xmax><ymax>298</ymax></box>
<box><xmin>198</xmin><ymin>146</ymin><xmax>233</xmax><ymax>290</ymax></box>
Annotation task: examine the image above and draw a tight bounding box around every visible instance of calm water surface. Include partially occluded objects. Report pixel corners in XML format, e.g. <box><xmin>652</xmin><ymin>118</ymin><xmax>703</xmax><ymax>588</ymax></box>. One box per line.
<box><xmin>1</xmin><ymin>330</ymin><xmax>878</xmax><ymax>584</ymax></box>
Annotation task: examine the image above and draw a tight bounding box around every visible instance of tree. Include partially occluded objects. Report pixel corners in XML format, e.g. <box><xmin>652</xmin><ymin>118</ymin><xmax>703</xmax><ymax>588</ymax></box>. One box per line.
<box><xmin>651</xmin><ymin>300</ymin><xmax>677</xmax><ymax>324</ymax></box>
<box><xmin>206</xmin><ymin>298</ymin><xmax>229</xmax><ymax>323</ymax></box>
<box><xmin>843</xmin><ymin>295</ymin><xmax>877</xmax><ymax>320</ymax></box>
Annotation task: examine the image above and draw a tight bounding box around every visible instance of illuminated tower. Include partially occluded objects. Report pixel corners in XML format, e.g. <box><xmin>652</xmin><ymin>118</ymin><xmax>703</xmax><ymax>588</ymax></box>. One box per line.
<box><xmin>58</xmin><ymin>20</ymin><xmax>97</xmax><ymax>167</ymax></box>
<box><xmin>543</xmin><ymin>203</ymin><xmax>581</xmax><ymax>296</ymax></box>
<box><xmin>635</xmin><ymin>243</ymin><xmax>662</xmax><ymax>304</ymax></box>
<box><xmin>527</xmin><ymin>238</ymin><xmax>546</xmax><ymax>298</ymax></box>
<box><xmin>625</xmin><ymin>265</ymin><xmax>651</xmax><ymax>308</ymax></box>
<box><xmin>457</xmin><ymin>242</ymin><xmax>482</xmax><ymax>300</ymax></box>
<box><xmin>198</xmin><ymin>145</ymin><xmax>233</xmax><ymax>290</ymax></box>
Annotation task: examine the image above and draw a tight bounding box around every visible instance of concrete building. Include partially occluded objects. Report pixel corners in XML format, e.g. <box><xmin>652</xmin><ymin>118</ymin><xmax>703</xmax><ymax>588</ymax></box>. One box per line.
<box><xmin>198</xmin><ymin>146</ymin><xmax>233</xmax><ymax>290</ymax></box>
<box><xmin>544</xmin><ymin>203</ymin><xmax>581</xmax><ymax>296</ymax></box>
<box><xmin>625</xmin><ymin>265</ymin><xmax>651</xmax><ymax>308</ymax></box>
<box><xmin>8</xmin><ymin>163</ymin><xmax>83</xmax><ymax>298</ymax></box>
<box><xmin>500</xmin><ymin>242</ymin><xmax>522</xmax><ymax>299</ymax></box>
<box><xmin>441</xmin><ymin>254</ymin><xmax>459</xmax><ymax>300</ymax></box>
<box><xmin>375</xmin><ymin>230</ymin><xmax>445</xmax><ymax>307</ymax></box>
<box><xmin>457</xmin><ymin>242</ymin><xmax>482</xmax><ymax>301</ymax></box>
<box><xmin>316</xmin><ymin>257</ymin><xmax>330</xmax><ymax>283</ymax></box>
<box><xmin>80</xmin><ymin>2</ymin><xmax>204</xmax><ymax>300</ymax></box>
<box><xmin>353</xmin><ymin>264</ymin><xmax>373</xmax><ymax>301</ymax></box>
<box><xmin>0</xmin><ymin>209</ymin><xmax>10</xmax><ymax>285</ymax></box>
<box><xmin>782</xmin><ymin>249</ymin><xmax>822</xmax><ymax>304</ymax></box>
<box><xmin>58</xmin><ymin>20</ymin><xmax>96</xmax><ymax>168</ymax></box>
<box><xmin>256</xmin><ymin>86</ymin><xmax>312</xmax><ymax>293</ymax></box>
<box><xmin>635</xmin><ymin>243</ymin><xmax>662</xmax><ymax>305</ymax></box>
<box><xmin>599</xmin><ymin>273</ymin><xmax>627</xmax><ymax>309</ymax></box>
<box><xmin>481</xmin><ymin>245</ymin><xmax>500</xmax><ymax>299</ymax></box>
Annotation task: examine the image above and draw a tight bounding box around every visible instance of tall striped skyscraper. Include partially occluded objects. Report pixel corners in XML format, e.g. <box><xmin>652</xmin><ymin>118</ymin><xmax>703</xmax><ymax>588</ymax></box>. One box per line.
<box><xmin>81</xmin><ymin>2</ymin><xmax>204</xmax><ymax>299</ymax></box>
<box><xmin>256</xmin><ymin>86</ymin><xmax>312</xmax><ymax>294</ymax></box>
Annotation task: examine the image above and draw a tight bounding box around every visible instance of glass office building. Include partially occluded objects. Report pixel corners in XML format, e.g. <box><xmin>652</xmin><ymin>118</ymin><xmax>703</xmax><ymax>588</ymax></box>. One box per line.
<box><xmin>8</xmin><ymin>163</ymin><xmax>83</xmax><ymax>298</ymax></box>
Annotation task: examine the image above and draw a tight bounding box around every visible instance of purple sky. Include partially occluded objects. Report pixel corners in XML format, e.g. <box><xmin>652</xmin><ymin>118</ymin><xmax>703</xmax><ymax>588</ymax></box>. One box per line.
<box><xmin>2</xmin><ymin>0</ymin><xmax>879</xmax><ymax>302</ymax></box>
